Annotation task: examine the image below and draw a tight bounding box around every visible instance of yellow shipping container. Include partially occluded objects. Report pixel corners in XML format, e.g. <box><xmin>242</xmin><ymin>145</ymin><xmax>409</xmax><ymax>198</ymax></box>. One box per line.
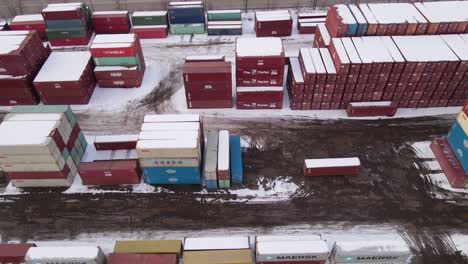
<box><xmin>183</xmin><ymin>249</ymin><xmax>252</xmax><ymax>264</ymax></box>
<box><xmin>457</xmin><ymin>111</ymin><xmax>468</xmax><ymax>135</ymax></box>
<box><xmin>113</xmin><ymin>240</ymin><xmax>182</xmax><ymax>256</ymax></box>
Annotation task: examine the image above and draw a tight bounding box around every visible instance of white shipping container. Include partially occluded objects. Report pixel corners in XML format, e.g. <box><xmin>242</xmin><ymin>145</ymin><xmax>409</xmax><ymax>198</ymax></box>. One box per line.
<box><xmin>12</xmin><ymin>171</ymin><xmax>76</xmax><ymax>188</ymax></box>
<box><xmin>94</xmin><ymin>135</ymin><xmax>139</xmax><ymax>144</ymax></box>
<box><xmin>184</xmin><ymin>237</ymin><xmax>250</xmax><ymax>251</ymax></box>
<box><xmin>136</xmin><ymin>139</ymin><xmax>200</xmax><ymax>159</ymax></box>
<box><xmin>256</xmin><ymin>235</ymin><xmax>322</xmax><ymax>242</ymax></box>
<box><xmin>332</xmin><ymin>239</ymin><xmax>411</xmax><ymax>263</ymax></box>
<box><xmin>256</xmin><ymin>240</ymin><xmax>329</xmax><ymax>262</ymax></box>
<box><xmin>139</xmin><ymin>131</ymin><xmax>199</xmax><ymax>140</ymax></box>
<box><xmin>0</xmin><ymin>159</ymin><xmax>64</xmax><ymax>172</ymax></box>
<box><xmin>204</xmin><ymin>131</ymin><xmax>218</xmax><ymax>181</ymax></box>
<box><xmin>143</xmin><ymin>114</ymin><xmax>200</xmax><ymax>123</ymax></box>
<box><xmin>217</xmin><ymin>130</ymin><xmax>230</xmax><ymax>171</ymax></box>
<box><xmin>139</xmin><ymin>158</ymin><xmax>199</xmax><ymax>168</ymax></box>
<box><xmin>25</xmin><ymin>246</ymin><xmax>106</xmax><ymax>264</ymax></box>
<box><xmin>141</xmin><ymin>122</ymin><xmax>200</xmax><ymax>131</ymax></box>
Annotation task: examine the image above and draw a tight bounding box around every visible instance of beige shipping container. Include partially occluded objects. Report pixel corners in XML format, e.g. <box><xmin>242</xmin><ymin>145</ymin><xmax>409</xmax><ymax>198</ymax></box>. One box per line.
<box><xmin>11</xmin><ymin>170</ymin><xmax>76</xmax><ymax>188</ymax></box>
<box><xmin>183</xmin><ymin>249</ymin><xmax>252</xmax><ymax>264</ymax></box>
<box><xmin>457</xmin><ymin>111</ymin><xmax>468</xmax><ymax>135</ymax></box>
<box><xmin>136</xmin><ymin>139</ymin><xmax>200</xmax><ymax>159</ymax></box>
<box><xmin>113</xmin><ymin>240</ymin><xmax>182</xmax><ymax>256</ymax></box>
<box><xmin>0</xmin><ymin>158</ymin><xmax>65</xmax><ymax>172</ymax></box>
<box><xmin>0</xmin><ymin>154</ymin><xmax>61</xmax><ymax>164</ymax></box>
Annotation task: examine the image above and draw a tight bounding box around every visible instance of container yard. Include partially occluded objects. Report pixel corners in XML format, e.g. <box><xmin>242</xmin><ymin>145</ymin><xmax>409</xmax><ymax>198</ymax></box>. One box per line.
<box><xmin>0</xmin><ymin>1</ymin><xmax>467</xmax><ymax>264</ymax></box>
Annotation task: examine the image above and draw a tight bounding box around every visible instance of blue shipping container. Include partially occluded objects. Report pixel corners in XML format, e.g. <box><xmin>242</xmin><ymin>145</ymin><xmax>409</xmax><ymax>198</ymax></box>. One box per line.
<box><xmin>143</xmin><ymin>167</ymin><xmax>201</xmax><ymax>184</ymax></box>
<box><xmin>358</xmin><ymin>24</ymin><xmax>367</xmax><ymax>35</ymax></box>
<box><xmin>346</xmin><ymin>23</ymin><xmax>358</xmax><ymax>36</ymax></box>
<box><xmin>207</xmin><ymin>27</ymin><xmax>242</xmax><ymax>36</ymax></box>
<box><xmin>169</xmin><ymin>15</ymin><xmax>205</xmax><ymax>24</ymax></box>
<box><xmin>447</xmin><ymin>121</ymin><xmax>468</xmax><ymax>173</ymax></box>
<box><xmin>46</xmin><ymin>19</ymin><xmax>86</xmax><ymax>29</ymax></box>
<box><xmin>230</xmin><ymin>134</ymin><xmax>243</xmax><ymax>184</ymax></box>
<box><xmin>205</xmin><ymin>180</ymin><xmax>218</xmax><ymax>189</ymax></box>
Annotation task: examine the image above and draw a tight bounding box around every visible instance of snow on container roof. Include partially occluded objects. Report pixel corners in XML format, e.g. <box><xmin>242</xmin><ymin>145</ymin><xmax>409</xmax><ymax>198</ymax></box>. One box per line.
<box><xmin>256</xmin><ymin>15</ymin><xmax>291</xmax><ymax>22</ymax></box>
<box><xmin>415</xmin><ymin>1</ymin><xmax>468</xmax><ymax>23</ymax></box>
<box><xmin>184</xmin><ymin>237</ymin><xmax>249</xmax><ymax>251</ymax></box>
<box><xmin>208</xmin><ymin>25</ymin><xmax>242</xmax><ymax>29</ymax></box>
<box><xmin>25</xmin><ymin>246</ymin><xmax>101</xmax><ymax>261</ymax></box>
<box><xmin>331</xmin><ymin>38</ymin><xmax>350</xmax><ymax>64</ymax></box>
<box><xmin>208</xmin><ymin>9</ymin><xmax>241</xmax><ymax>14</ymax></box>
<box><xmin>3</xmin><ymin>113</ymin><xmax>63</xmax><ymax>122</ymax></box>
<box><xmin>309</xmin><ymin>48</ymin><xmax>326</xmax><ymax>74</ymax></box>
<box><xmin>237</xmin><ymin>86</ymin><xmax>283</xmax><ymax>92</ymax></box>
<box><xmin>305</xmin><ymin>157</ymin><xmax>361</xmax><ymax>168</ymax></box>
<box><xmin>256</xmin><ymin>10</ymin><xmax>290</xmax><ymax>16</ymax></box>
<box><xmin>95</xmin><ymin>135</ymin><xmax>139</xmax><ymax>143</ymax></box>
<box><xmin>350</xmin><ymin>101</ymin><xmax>393</xmax><ymax>107</ymax></box>
<box><xmin>289</xmin><ymin>57</ymin><xmax>304</xmax><ymax>83</ymax></box>
<box><xmin>93</xmin><ymin>11</ymin><xmax>128</xmax><ymax>15</ymax></box>
<box><xmin>335</xmin><ymin>4</ymin><xmax>357</xmax><ymax>24</ymax></box>
<box><xmin>351</xmin><ymin>37</ymin><xmax>373</xmax><ymax>63</ymax></box>
<box><xmin>170</xmin><ymin>1</ymin><xmax>203</xmax><ymax>5</ymax></box>
<box><xmin>392</xmin><ymin>35</ymin><xmax>459</xmax><ymax>62</ymax></box>
<box><xmin>358</xmin><ymin>4</ymin><xmax>378</xmax><ymax>24</ymax></box>
<box><xmin>236</xmin><ymin>38</ymin><xmax>283</xmax><ymax>57</ymax></box>
<box><xmin>12</xmin><ymin>14</ymin><xmax>44</xmax><ymax>22</ymax></box>
<box><xmin>319</xmin><ymin>48</ymin><xmax>337</xmax><ymax>74</ymax></box>
<box><xmin>137</xmin><ymin>138</ymin><xmax>198</xmax><ymax>149</ymax></box>
<box><xmin>256</xmin><ymin>235</ymin><xmax>322</xmax><ymax>242</ymax></box>
<box><xmin>132</xmin><ymin>11</ymin><xmax>167</xmax><ymax>16</ymax></box>
<box><xmin>91</xmin><ymin>43</ymin><xmax>132</xmax><ymax>49</ymax></box>
<box><xmin>257</xmin><ymin>240</ymin><xmax>329</xmax><ymax>255</ymax></box>
<box><xmin>441</xmin><ymin>34</ymin><xmax>468</xmax><ymax>61</ymax></box>
<box><xmin>34</xmin><ymin>51</ymin><xmax>91</xmax><ymax>82</ymax></box>
<box><xmin>299</xmin><ymin>48</ymin><xmax>316</xmax><ymax>75</ymax></box>
<box><xmin>301</xmin><ymin>22</ymin><xmax>324</xmax><ymax>27</ymax></box>
<box><xmin>361</xmin><ymin>37</ymin><xmax>394</xmax><ymax>63</ymax></box>
<box><xmin>92</xmin><ymin>34</ymin><xmax>135</xmax><ymax>44</ymax></box>
<box><xmin>139</xmin><ymin>130</ymin><xmax>199</xmax><ymax>140</ymax></box>
<box><xmin>379</xmin><ymin>36</ymin><xmax>405</xmax><ymax>63</ymax></box>
<box><xmin>348</xmin><ymin>4</ymin><xmax>367</xmax><ymax>24</ymax></box>
<box><xmin>94</xmin><ymin>66</ymin><xmax>137</xmax><ymax>72</ymax></box>
<box><xmin>0</xmin><ymin>121</ymin><xmax>58</xmax><ymax>146</ymax></box>
<box><xmin>341</xmin><ymin>38</ymin><xmax>362</xmax><ymax>64</ymax></box>
<box><xmin>298</xmin><ymin>18</ymin><xmax>326</xmax><ymax>23</ymax></box>
<box><xmin>218</xmin><ymin>130</ymin><xmax>230</xmax><ymax>171</ymax></box>
<box><xmin>334</xmin><ymin>239</ymin><xmax>410</xmax><ymax>255</ymax></box>
<box><xmin>317</xmin><ymin>24</ymin><xmax>330</xmax><ymax>45</ymax></box>
<box><xmin>141</xmin><ymin>122</ymin><xmax>200</xmax><ymax>131</ymax></box>
<box><xmin>208</xmin><ymin>21</ymin><xmax>242</xmax><ymax>25</ymax></box>
<box><xmin>144</xmin><ymin>114</ymin><xmax>200</xmax><ymax>123</ymax></box>
<box><xmin>43</xmin><ymin>5</ymin><xmax>82</xmax><ymax>12</ymax></box>
<box><xmin>133</xmin><ymin>25</ymin><xmax>167</xmax><ymax>29</ymax></box>
<box><xmin>47</xmin><ymin>2</ymin><xmax>82</xmax><ymax>7</ymax></box>
<box><xmin>186</xmin><ymin>55</ymin><xmax>225</xmax><ymax>60</ymax></box>
<box><xmin>0</xmin><ymin>31</ymin><xmax>31</xmax><ymax>36</ymax></box>
<box><xmin>460</xmin><ymin>34</ymin><xmax>468</xmax><ymax>42</ymax></box>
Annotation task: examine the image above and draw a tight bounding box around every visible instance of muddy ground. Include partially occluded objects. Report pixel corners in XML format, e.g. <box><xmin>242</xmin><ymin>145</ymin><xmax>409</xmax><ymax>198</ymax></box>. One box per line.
<box><xmin>0</xmin><ymin>113</ymin><xmax>467</xmax><ymax>263</ymax></box>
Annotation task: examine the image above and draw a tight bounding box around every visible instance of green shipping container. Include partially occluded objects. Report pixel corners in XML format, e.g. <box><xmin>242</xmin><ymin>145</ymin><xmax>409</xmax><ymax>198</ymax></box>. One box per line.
<box><xmin>46</xmin><ymin>27</ymin><xmax>88</xmax><ymax>39</ymax></box>
<box><xmin>170</xmin><ymin>23</ymin><xmax>205</xmax><ymax>35</ymax></box>
<box><xmin>207</xmin><ymin>10</ymin><xmax>242</xmax><ymax>21</ymax></box>
<box><xmin>93</xmin><ymin>56</ymin><xmax>141</xmax><ymax>67</ymax></box>
<box><xmin>132</xmin><ymin>15</ymin><xmax>167</xmax><ymax>25</ymax></box>
<box><xmin>218</xmin><ymin>180</ymin><xmax>230</xmax><ymax>189</ymax></box>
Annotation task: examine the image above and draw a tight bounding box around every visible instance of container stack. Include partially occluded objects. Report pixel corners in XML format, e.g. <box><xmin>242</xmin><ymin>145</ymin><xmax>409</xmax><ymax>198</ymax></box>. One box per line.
<box><xmin>131</xmin><ymin>11</ymin><xmax>169</xmax><ymax>39</ymax></box>
<box><xmin>432</xmin><ymin>104</ymin><xmax>468</xmax><ymax>188</ymax></box>
<box><xmin>0</xmin><ymin>31</ymin><xmax>50</xmax><ymax>106</ymax></box>
<box><xmin>255</xmin><ymin>10</ymin><xmax>292</xmax><ymax>37</ymax></box>
<box><xmin>168</xmin><ymin>1</ymin><xmax>205</xmax><ymax>35</ymax></box>
<box><xmin>297</xmin><ymin>11</ymin><xmax>327</xmax><ymax>34</ymax></box>
<box><xmin>25</xmin><ymin>247</ymin><xmax>106</xmax><ymax>264</ymax></box>
<box><xmin>414</xmin><ymin>1</ymin><xmax>468</xmax><ymax>34</ymax></box>
<box><xmin>90</xmin><ymin>34</ymin><xmax>146</xmax><ymax>88</ymax></box>
<box><xmin>42</xmin><ymin>2</ymin><xmax>93</xmax><ymax>47</ymax></box>
<box><xmin>183</xmin><ymin>237</ymin><xmax>252</xmax><ymax>264</ymax></box>
<box><xmin>0</xmin><ymin>105</ymin><xmax>87</xmax><ymax>188</ymax></box>
<box><xmin>236</xmin><ymin>38</ymin><xmax>285</xmax><ymax>109</ymax></box>
<box><xmin>91</xmin><ymin>11</ymin><xmax>131</xmax><ymax>34</ymax></box>
<box><xmin>183</xmin><ymin>56</ymin><xmax>232</xmax><ymax>108</ymax></box>
<box><xmin>314</xmin><ymin>24</ymin><xmax>331</xmax><ymax>48</ymax></box>
<box><xmin>255</xmin><ymin>236</ymin><xmax>329</xmax><ymax>264</ymax></box>
<box><xmin>10</xmin><ymin>15</ymin><xmax>47</xmax><ymax>40</ymax></box>
<box><xmin>33</xmin><ymin>51</ymin><xmax>96</xmax><ymax>104</ymax></box>
<box><xmin>136</xmin><ymin>114</ymin><xmax>203</xmax><ymax>185</ymax></box>
<box><xmin>331</xmin><ymin>239</ymin><xmax>411</xmax><ymax>264</ymax></box>
<box><xmin>207</xmin><ymin>10</ymin><xmax>242</xmax><ymax>36</ymax></box>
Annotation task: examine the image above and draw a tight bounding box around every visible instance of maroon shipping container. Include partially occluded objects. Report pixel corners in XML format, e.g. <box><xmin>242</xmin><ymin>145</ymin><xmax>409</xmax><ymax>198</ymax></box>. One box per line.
<box><xmin>5</xmin><ymin>166</ymin><xmax>70</xmax><ymax>180</ymax></box>
<box><xmin>48</xmin><ymin>31</ymin><xmax>93</xmax><ymax>46</ymax></box>
<box><xmin>98</xmin><ymin>78</ymin><xmax>143</xmax><ymax>88</ymax></box>
<box><xmin>236</xmin><ymin>38</ymin><xmax>285</xmax><ymax>68</ymax></box>
<box><xmin>346</xmin><ymin>101</ymin><xmax>398</xmax><ymax>117</ymax></box>
<box><xmin>108</xmin><ymin>253</ymin><xmax>177</xmax><ymax>264</ymax></box>
<box><xmin>42</xmin><ymin>6</ymin><xmax>86</xmax><ymax>20</ymax></box>
<box><xmin>303</xmin><ymin>158</ymin><xmax>361</xmax><ymax>176</ymax></box>
<box><xmin>94</xmin><ymin>135</ymin><xmax>138</xmax><ymax>150</ymax></box>
<box><xmin>431</xmin><ymin>138</ymin><xmax>468</xmax><ymax>188</ymax></box>
<box><xmin>236</xmin><ymin>87</ymin><xmax>283</xmax><ymax>109</ymax></box>
<box><xmin>94</xmin><ymin>24</ymin><xmax>130</xmax><ymax>34</ymax></box>
<box><xmin>299</xmin><ymin>23</ymin><xmax>322</xmax><ymax>34</ymax></box>
<box><xmin>79</xmin><ymin>160</ymin><xmax>140</xmax><ymax>186</ymax></box>
<box><xmin>0</xmin><ymin>33</ymin><xmax>42</xmax><ymax>76</ymax></box>
<box><xmin>90</xmin><ymin>40</ymin><xmax>138</xmax><ymax>58</ymax></box>
<box><xmin>92</xmin><ymin>12</ymin><xmax>130</xmax><ymax>25</ymax></box>
<box><xmin>185</xmin><ymin>80</ymin><xmax>232</xmax><ymax>94</ymax></box>
<box><xmin>0</xmin><ymin>243</ymin><xmax>36</xmax><ymax>263</ymax></box>
<box><xmin>94</xmin><ymin>66</ymin><xmax>142</xmax><ymax>80</ymax></box>
<box><xmin>131</xmin><ymin>26</ymin><xmax>168</xmax><ymax>39</ymax></box>
<box><xmin>187</xmin><ymin>99</ymin><xmax>232</xmax><ymax>109</ymax></box>
<box><xmin>9</xmin><ymin>22</ymin><xmax>47</xmax><ymax>32</ymax></box>
<box><xmin>183</xmin><ymin>61</ymin><xmax>232</xmax><ymax>82</ymax></box>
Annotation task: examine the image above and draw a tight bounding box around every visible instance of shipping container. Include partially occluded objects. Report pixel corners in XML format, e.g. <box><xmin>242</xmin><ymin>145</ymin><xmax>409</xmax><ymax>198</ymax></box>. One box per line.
<box><xmin>447</xmin><ymin>121</ymin><xmax>468</xmax><ymax>174</ymax></box>
<box><xmin>236</xmin><ymin>86</ymin><xmax>283</xmax><ymax>110</ymax></box>
<box><xmin>457</xmin><ymin>111</ymin><xmax>468</xmax><ymax>135</ymax></box>
<box><xmin>236</xmin><ymin>37</ymin><xmax>285</xmax><ymax>68</ymax></box>
<box><xmin>132</xmin><ymin>11</ymin><xmax>168</xmax><ymax>25</ymax></box>
<box><xmin>184</xmin><ymin>237</ymin><xmax>250</xmax><ymax>251</ymax></box>
<box><xmin>256</xmin><ymin>240</ymin><xmax>329</xmax><ymax>264</ymax></box>
<box><xmin>314</xmin><ymin>24</ymin><xmax>331</xmax><ymax>48</ymax></box>
<box><xmin>331</xmin><ymin>239</ymin><xmax>411</xmax><ymax>263</ymax></box>
<box><xmin>94</xmin><ymin>66</ymin><xmax>141</xmax><ymax>80</ymax></box>
<box><xmin>183</xmin><ymin>249</ymin><xmax>252</xmax><ymax>264</ymax></box>
<box><xmin>304</xmin><ymin>157</ymin><xmax>361</xmax><ymax>176</ymax></box>
<box><xmin>136</xmin><ymin>139</ymin><xmax>199</xmax><ymax>158</ymax></box>
<box><xmin>204</xmin><ymin>131</ymin><xmax>219</xmax><ymax>187</ymax></box>
<box><xmin>143</xmin><ymin>167</ymin><xmax>201</xmax><ymax>184</ymax></box>
<box><xmin>108</xmin><ymin>253</ymin><xmax>177</xmax><ymax>264</ymax></box>
<box><xmin>114</xmin><ymin>240</ymin><xmax>182</xmax><ymax>256</ymax></box>
<box><xmin>207</xmin><ymin>10</ymin><xmax>241</xmax><ymax>21</ymax></box>
<box><xmin>256</xmin><ymin>235</ymin><xmax>322</xmax><ymax>242</ymax></box>
<box><xmin>25</xmin><ymin>246</ymin><xmax>106</xmax><ymax>264</ymax></box>
<box><xmin>92</xmin><ymin>11</ymin><xmax>130</xmax><ymax>25</ymax></box>
<box><xmin>11</xmin><ymin>171</ymin><xmax>76</xmax><ymax>188</ymax></box>
<box><xmin>170</xmin><ymin>23</ymin><xmax>205</xmax><ymax>34</ymax></box>
<box><xmin>230</xmin><ymin>134</ymin><xmax>243</xmax><ymax>184</ymax></box>
<box><xmin>79</xmin><ymin>160</ymin><xmax>140</xmax><ymax>186</ymax></box>
<box><xmin>208</xmin><ymin>25</ymin><xmax>242</xmax><ymax>36</ymax></box>
<box><xmin>217</xmin><ymin>130</ymin><xmax>230</xmax><ymax>185</ymax></box>
<box><xmin>131</xmin><ymin>25</ymin><xmax>168</xmax><ymax>38</ymax></box>
<box><xmin>431</xmin><ymin>138</ymin><xmax>468</xmax><ymax>188</ymax></box>
<box><xmin>94</xmin><ymin>135</ymin><xmax>139</xmax><ymax>150</ymax></box>
<box><xmin>346</xmin><ymin>101</ymin><xmax>397</xmax><ymax>117</ymax></box>
<box><xmin>0</xmin><ymin>243</ymin><xmax>36</xmax><ymax>263</ymax></box>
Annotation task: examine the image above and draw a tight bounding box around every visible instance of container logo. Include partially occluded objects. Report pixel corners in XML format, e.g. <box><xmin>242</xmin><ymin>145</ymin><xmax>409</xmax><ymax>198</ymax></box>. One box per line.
<box><xmin>356</xmin><ymin>256</ymin><xmax>399</xmax><ymax>260</ymax></box>
<box><xmin>464</xmin><ymin>140</ymin><xmax>468</xmax><ymax>148</ymax></box>
<box><xmin>275</xmin><ymin>255</ymin><xmax>318</xmax><ymax>260</ymax></box>
<box><xmin>168</xmin><ymin>177</ymin><xmax>178</xmax><ymax>182</ymax></box>
<box><xmin>110</xmin><ymin>73</ymin><xmax>123</xmax><ymax>77</ymax></box>
<box><xmin>166</xmin><ymin>169</ymin><xmax>177</xmax><ymax>174</ymax></box>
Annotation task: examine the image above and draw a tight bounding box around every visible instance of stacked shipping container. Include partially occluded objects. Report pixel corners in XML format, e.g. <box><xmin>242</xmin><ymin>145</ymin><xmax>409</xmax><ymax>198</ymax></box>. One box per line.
<box><xmin>92</xmin><ymin>11</ymin><xmax>131</xmax><ymax>34</ymax></box>
<box><xmin>1</xmin><ymin>105</ymin><xmax>87</xmax><ymax>188</ymax></box>
<box><xmin>314</xmin><ymin>24</ymin><xmax>331</xmax><ymax>48</ymax></box>
<box><xmin>0</xmin><ymin>31</ymin><xmax>50</xmax><ymax>106</ymax></box>
<box><xmin>136</xmin><ymin>114</ymin><xmax>203</xmax><ymax>185</ymax></box>
<box><xmin>33</xmin><ymin>51</ymin><xmax>96</xmax><ymax>104</ymax></box>
<box><xmin>236</xmin><ymin>38</ymin><xmax>285</xmax><ymax>109</ymax></box>
<box><xmin>90</xmin><ymin>34</ymin><xmax>146</xmax><ymax>88</ymax></box>
<box><xmin>10</xmin><ymin>15</ymin><xmax>47</xmax><ymax>40</ymax></box>
<box><xmin>331</xmin><ymin>239</ymin><xmax>411</xmax><ymax>264</ymax></box>
<box><xmin>168</xmin><ymin>1</ymin><xmax>205</xmax><ymax>35</ymax></box>
<box><xmin>255</xmin><ymin>10</ymin><xmax>292</xmax><ymax>37</ymax></box>
<box><xmin>42</xmin><ymin>2</ymin><xmax>93</xmax><ymax>46</ymax></box>
<box><xmin>297</xmin><ymin>12</ymin><xmax>327</xmax><ymax>34</ymax></box>
<box><xmin>183</xmin><ymin>56</ymin><xmax>232</xmax><ymax>108</ymax></box>
<box><xmin>131</xmin><ymin>11</ymin><xmax>168</xmax><ymax>38</ymax></box>
<box><xmin>183</xmin><ymin>237</ymin><xmax>252</xmax><ymax>264</ymax></box>
<box><xmin>25</xmin><ymin>246</ymin><xmax>106</xmax><ymax>264</ymax></box>
<box><xmin>207</xmin><ymin>10</ymin><xmax>242</xmax><ymax>36</ymax></box>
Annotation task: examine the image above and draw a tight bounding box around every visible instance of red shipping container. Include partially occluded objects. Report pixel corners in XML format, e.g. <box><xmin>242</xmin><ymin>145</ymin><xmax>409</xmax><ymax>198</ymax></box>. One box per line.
<box><xmin>237</xmin><ymin>67</ymin><xmax>283</xmax><ymax>77</ymax></box>
<box><xmin>79</xmin><ymin>160</ymin><xmax>140</xmax><ymax>186</ymax></box>
<box><xmin>304</xmin><ymin>157</ymin><xmax>361</xmax><ymax>176</ymax></box>
<box><xmin>236</xmin><ymin>38</ymin><xmax>285</xmax><ymax>68</ymax></box>
<box><xmin>42</xmin><ymin>6</ymin><xmax>86</xmax><ymax>20</ymax></box>
<box><xmin>187</xmin><ymin>99</ymin><xmax>232</xmax><ymax>109</ymax></box>
<box><xmin>0</xmin><ymin>96</ymin><xmax>39</xmax><ymax>106</ymax></box>
<box><xmin>94</xmin><ymin>135</ymin><xmax>138</xmax><ymax>150</ymax></box>
<box><xmin>108</xmin><ymin>253</ymin><xmax>177</xmax><ymax>264</ymax></box>
<box><xmin>346</xmin><ymin>101</ymin><xmax>397</xmax><ymax>117</ymax></box>
<box><xmin>48</xmin><ymin>31</ymin><xmax>93</xmax><ymax>47</ymax></box>
<box><xmin>94</xmin><ymin>24</ymin><xmax>131</xmax><ymax>34</ymax></box>
<box><xmin>131</xmin><ymin>26</ymin><xmax>168</xmax><ymax>39</ymax></box>
<box><xmin>184</xmin><ymin>61</ymin><xmax>232</xmax><ymax>82</ymax></box>
<box><xmin>90</xmin><ymin>40</ymin><xmax>138</xmax><ymax>58</ymax></box>
<box><xmin>186</xmin><ymin>90</ymin><xmax>232</xmax><ymax>101</ymax></box>
<box><xmin>92</xmin><ymin>11</ymin><xmax>130</xmax><ymax>25</ymax></box>
<box><xmin>431</xmin><ymin>138</ymin><xmax>468</xmax><ymax>188</ymax></box>
<box><xmin>6</xmin><ymin>165</ymin><xmax>70</xmax><ymax>180</ymax></box>
<box><xmin>185</xmin><ymin>81</ymin><xmax>232</xmax><ymax>94</ymax></box>
<box><xmin>0</xmin><ymin>243</ymin><xmax>36</xmax><ymax>263</ymax></box>
<box><xmin>98</xmin><ymin>78</ymin><xmax>142</xmax><ymax>88</ymax></box>
<box><xmin>94</xmin><ymin>66</ymin><xmax>142</xmax><ymax>80</ymax></box>
<box><xmin>236</xmin><ymin>87</ymin><xmax>283</xmax><ymax>109</ymax></box>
